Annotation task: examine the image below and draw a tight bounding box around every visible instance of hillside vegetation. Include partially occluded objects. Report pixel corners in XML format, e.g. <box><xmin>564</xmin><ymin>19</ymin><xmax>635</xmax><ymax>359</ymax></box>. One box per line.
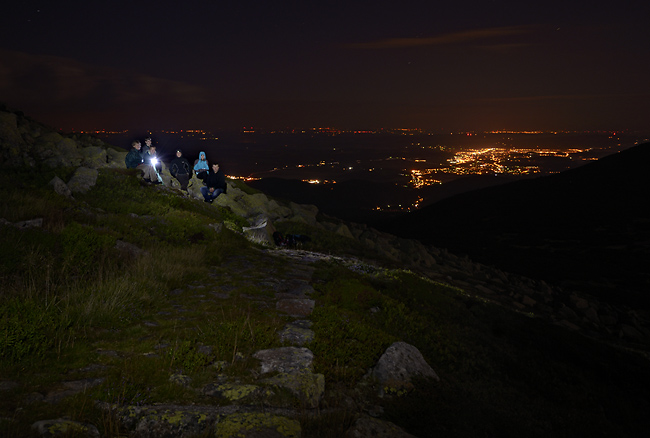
<box><xmin>1</xmin><ymin>108</ymin><xmax>649</xmax><ymax>437</ymax></box>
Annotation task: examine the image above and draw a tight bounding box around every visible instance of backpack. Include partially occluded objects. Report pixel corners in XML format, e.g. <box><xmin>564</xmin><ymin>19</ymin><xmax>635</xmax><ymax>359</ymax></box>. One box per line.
<box><xmin>273</xmin><ymin>231</ymin><xmax>310</xmax><ymax>247</ymax></box>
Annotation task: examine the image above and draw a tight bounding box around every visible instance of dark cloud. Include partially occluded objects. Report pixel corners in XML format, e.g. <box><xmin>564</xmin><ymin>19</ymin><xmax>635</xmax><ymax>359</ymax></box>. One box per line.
<box><xmin>0</xmin><ymin>49</ymin><xmax>208</xmax><ymax>110</ymax></box>
<box><xmin>345</xmin><ymin>25</ymin><xmax>537</xmax><ymax>50</ymax></box>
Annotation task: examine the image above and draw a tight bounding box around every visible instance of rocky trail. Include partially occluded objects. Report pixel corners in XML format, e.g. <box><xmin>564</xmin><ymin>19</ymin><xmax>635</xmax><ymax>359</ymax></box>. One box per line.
<box><xmin>26</xmin><ymin>248</ymin><xmax>421</xmax><ymax>437</ymax></box>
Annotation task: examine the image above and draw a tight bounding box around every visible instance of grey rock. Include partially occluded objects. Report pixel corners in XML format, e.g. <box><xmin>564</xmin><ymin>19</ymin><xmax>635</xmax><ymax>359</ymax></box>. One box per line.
<box><xmin>49</xmin><ymin>176</ymin><xmax>72</xmax><ymax>198</ymax></box>
<box><xmin>14</xmin><ymin>218</ymin><xmax>43</xmax><ymax>229</ymax></box>
<box><xmin>371</xmin><ymin>342</ymin><xmax>439</xmax><ymax>397</ymax></box>
<box><xmin>261</xmin><ymin>371</ymin><xmax>325</xmax><ymax>408</ymax></box>
<box><xmin>169</xmin><ymin>374</ymin><xmax>192</xmax><ymax>387</ymax></box>
<box><xmin>67</xmin><ymin>167</ymin><xmax>98</xmax><ymax>194</ymax></box>
<box><xmin>253</xmin><ymin>347</ymin><xmax>314</xmax><ymax>374</ymax></box>
<box><xmin>276</xmin><ymin>298</ymin><xmax>315</xmax><ymax>317</ymax></box>
<box><xmin>242</xmin><ymin>216</ymin><xmax>277</xmax><ymax>246</ymax></box>
<box><xmin>279</xmin><ymin>323</ymin><xmax>314</xmax><ymax>346</ymax></box>
<box><xmin>115</xmin><ymin>240</ymin><xmax>148</xmax><ymax>257</ymax></box>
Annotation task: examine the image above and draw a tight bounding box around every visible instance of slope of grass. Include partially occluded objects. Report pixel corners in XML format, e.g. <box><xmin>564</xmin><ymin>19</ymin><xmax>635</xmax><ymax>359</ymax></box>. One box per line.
<box><xmin>1</xmin><ymin>165</ymin><xmax>649</xmax><ymax>437</ymax></box>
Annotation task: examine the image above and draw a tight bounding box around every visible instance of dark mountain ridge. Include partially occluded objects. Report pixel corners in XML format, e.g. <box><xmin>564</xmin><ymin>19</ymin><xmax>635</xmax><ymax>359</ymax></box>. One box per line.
<box><xmin>248</xmin><ymin>173</ymin><xmax>531</xmax><ymax>226</ymax></box>
<box><xmin>384</xmin><ymin>142</ymin><xmax>650</xmax><ymax>310</ymax></box>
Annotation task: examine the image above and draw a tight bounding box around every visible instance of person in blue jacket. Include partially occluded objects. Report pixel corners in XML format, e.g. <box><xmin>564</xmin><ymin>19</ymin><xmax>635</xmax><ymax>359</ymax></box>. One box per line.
<box><xmin>193</xmin><ymin>151</ymin><xmax>209</xmax><ymax>182</ymax></box>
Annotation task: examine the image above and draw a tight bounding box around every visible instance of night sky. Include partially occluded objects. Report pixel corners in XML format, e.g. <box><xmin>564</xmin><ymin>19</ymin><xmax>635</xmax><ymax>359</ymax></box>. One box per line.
<box><xmin>1</xmin><ymin>1</ymin><xmax>648</xmax><ymax>132</ymax></box>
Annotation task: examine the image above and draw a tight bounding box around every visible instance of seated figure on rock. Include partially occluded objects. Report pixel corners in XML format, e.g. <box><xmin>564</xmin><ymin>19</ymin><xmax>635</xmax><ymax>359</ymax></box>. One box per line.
<box><xmin>170</xmin><ymin>149</ymin><xmax>191</xmax><ymax>192</ymax></box>
<box><xmin>193</xmin><ymin>151</ymin><xmax>209</xmax><ymax>183</ymax></box>
<box><xmin>201</xmin><ymin>163</ymin><xmax>227</xmax><ymax>203</ymax></box>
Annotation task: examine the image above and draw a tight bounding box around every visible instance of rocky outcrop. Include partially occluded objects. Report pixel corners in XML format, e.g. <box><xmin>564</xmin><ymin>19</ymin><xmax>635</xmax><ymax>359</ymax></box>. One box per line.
<box><xmin>0</xmin><ymin>108</ymin><xmax>124</xmax><ymax>169</ymax></box>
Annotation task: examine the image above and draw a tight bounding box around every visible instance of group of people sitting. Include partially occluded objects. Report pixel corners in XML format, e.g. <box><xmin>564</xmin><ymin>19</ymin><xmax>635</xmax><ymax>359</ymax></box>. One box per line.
<box><xmin>125</xmin><ymin>137</ymin><xmax>162</xmax><ymax>184</ymax></box>
<box><xmin>125</xmin><ymin>138</ymin><xmax>227</xmax><ymax>203</ymax></box>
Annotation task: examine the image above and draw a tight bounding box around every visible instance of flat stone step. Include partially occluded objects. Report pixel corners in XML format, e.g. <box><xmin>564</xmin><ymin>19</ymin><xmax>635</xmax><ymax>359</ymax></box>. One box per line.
<box><xmin>276</xmin><ymin>298</ymin><xmax>315</xmax><ymax>317</ymax></box>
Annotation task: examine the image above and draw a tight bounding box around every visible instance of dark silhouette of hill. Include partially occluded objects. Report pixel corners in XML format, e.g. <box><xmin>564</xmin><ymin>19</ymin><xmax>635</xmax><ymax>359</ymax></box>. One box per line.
<box><xmin>247</xmin><ymin>177</ymin><xmax>416</xmax><ymax>224</ymax></box>
<box><xmin>248</xmin><ymin>174</ymin><xmax>530</xmax><ymax>226</ymax></box>
<box><xmin>384</xmin><ymin>142</ymin><xmax>650</xmax><ymax>310</ymax></box>
<box><xmin>417</xmin><ymin>173</ymin><xmax>533</xmax><ymax>207</ymax></box>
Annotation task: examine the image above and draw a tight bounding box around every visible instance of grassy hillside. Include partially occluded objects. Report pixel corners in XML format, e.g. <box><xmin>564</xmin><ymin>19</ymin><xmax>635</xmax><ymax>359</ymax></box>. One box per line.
<box><xmin>1</xmin><ymin>159</ymin><xmax>650</xmax><ymax>436</ymax></box>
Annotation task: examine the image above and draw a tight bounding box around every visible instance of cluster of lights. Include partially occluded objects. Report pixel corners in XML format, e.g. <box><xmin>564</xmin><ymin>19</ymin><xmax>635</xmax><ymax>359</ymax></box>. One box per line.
<box><xmin>373</xmin><ymin>194</ymin><xmax>424</xmax><ymax>213</ymax></box>
<box><xmin>403</xmin><ymin>147</ymin><xmax>596</xmax><ymax>188</ymax></box>
<box><xmin>410</xmin><ymin>170</ymin><xmax>442</xmax><ymax>188</ymax></box>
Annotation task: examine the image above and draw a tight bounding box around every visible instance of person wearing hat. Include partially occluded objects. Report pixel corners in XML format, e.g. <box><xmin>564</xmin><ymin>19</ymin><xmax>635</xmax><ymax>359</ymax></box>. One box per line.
<box><xmin>170</xmin><ymin>149</ymin><xmax>191</xmax><ymax>191</ymax></box>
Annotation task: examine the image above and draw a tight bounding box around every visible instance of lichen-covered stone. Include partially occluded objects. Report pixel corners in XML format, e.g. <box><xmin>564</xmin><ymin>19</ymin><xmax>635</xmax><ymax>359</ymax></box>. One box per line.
<box><xmin>278</xmin><ymin>324</ymin><xmax>314</xmax><ymax>346</ymax></box>
<box><xmin>203</xmin><ymin>382</ymin><xmax>271</xmax><ymax>403</ymax></box>
<box><xmin>132</xmin><ymin>408</ymin><xmax>213</xmax><ymax>438</ymax></box>
<box><xmin>215</xmin><ymin>412</ymin><xmax>301</xmax><ymax>438</ymax></box>
<box><xmin>32</xmin><ymin>418</ymin><xmax>100</xmax><ymax>437</ymax></box>
<box><xmin>262</xmin><ymin>371</ymin><xmax>324</xmax><ymax>408</ymax></box>
<box><xmin>169</xmin><ymin>374</ymin><xmax>192</xmax><ymax>387</ymax></box>
<box><xmin>215</xmin><ymin>193</ymin><xmax>250</xmax><ymax>217</ymax></box>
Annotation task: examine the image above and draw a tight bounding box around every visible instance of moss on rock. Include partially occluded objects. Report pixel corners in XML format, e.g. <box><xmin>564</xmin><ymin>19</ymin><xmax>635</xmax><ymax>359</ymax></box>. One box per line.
<box><xmin>215</xmin><ymin>412</ymin><xmax>301</xmax><ymax>438</ymax></box>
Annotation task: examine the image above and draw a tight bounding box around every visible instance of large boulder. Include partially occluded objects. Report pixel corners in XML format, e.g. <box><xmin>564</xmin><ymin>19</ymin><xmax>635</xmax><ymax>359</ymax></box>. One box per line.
<box><xmin>106</xmin><ymin>148</ymin><xmax>128</xmax><ymax>168</ymax></box>
<box><xmin>215</xmin><ymin>192</ymin><xmax>250</xmax><ymax>217</ymax></box>
<box><xmin>370</xmin><ymin>342</ymin><xmax>439</xmax><ymax>397</ymax></box>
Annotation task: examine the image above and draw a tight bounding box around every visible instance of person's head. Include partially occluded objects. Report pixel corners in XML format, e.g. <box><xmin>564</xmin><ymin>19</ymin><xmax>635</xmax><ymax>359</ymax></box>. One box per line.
<box><xmin>200</xmin><ymin>152</ymin><xmax>206</xmax><ymax>160</ymax></box>
<box><xmin>149</xmin><ymin>145</ymin><xmax>156</xmax><ymax>154</ymax></box>
<box><xmin>176</xmin><ymin>149</ymin><xmax>182</xmax><ymax>157</ymax></box>
<box><xmin>144</xmin><ymin>137</ymin><xmax>152</xmax><ymax>146</ymax></box>
<box><xmin>212</xmin><ymin>163</ymin><xmax>219</xmax><ymax>172</ymax></box>
<box><xmin>132</xmin><ymin>140</ymin><xmax>141</xmax><ymax>150</ymax></box>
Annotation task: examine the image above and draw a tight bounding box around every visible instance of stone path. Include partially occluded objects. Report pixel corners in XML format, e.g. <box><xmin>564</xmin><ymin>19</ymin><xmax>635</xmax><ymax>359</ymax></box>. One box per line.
<box><xmin>24</xmin><ymin>248</ymin><xmax>326</xmax><ymax>437</ymax></box>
